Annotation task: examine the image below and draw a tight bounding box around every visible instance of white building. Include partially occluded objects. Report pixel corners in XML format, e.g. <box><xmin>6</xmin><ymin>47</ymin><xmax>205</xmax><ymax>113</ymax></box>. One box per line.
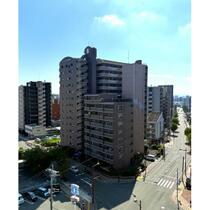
<box><xmin>25</xmin><ymin>124</ymin><xmax>47</xmax><ymax>137</ymax></box>
<box><xmin>147</xmin><ymin>112</ymin><xmax>164</xmax><ymax>143</ymax></box>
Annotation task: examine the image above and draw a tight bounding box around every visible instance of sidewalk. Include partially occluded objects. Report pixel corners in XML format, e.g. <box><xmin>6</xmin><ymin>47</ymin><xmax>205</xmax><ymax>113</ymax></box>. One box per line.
<box><xmin>172</xmin><ymin>165</ymin><xmax>191</xmax><ymax>210</ymax></box>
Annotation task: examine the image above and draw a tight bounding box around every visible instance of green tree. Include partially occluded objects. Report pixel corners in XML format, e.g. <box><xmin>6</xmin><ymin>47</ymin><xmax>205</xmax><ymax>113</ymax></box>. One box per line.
<box><xmin>174</xmin><ymin>113</ymin><xmax>178</xmax><ymax>118</ymax></box>
<box><xmin>58</xmin><ymin>158</ymin><xmax>69</xmax><ymax>178</ymax></box>
<box><xmin>172</xmin><ymin>117</ymin><xmax>179</xmax><ymax>125</ymax></box>
<box><xmin>184</xmin><ymin>127</ymin><xmax>191</xmax><ymax>136</ymax></box>
<box><xmin>24</xmin><ymin>146</ymin><xmax>50</xmax><ymax>173</ymax></box>
<box><xmin>19</xmin><ymin>147</ymin><xmax>25</xmax><ymax>159</ymax></box>
<box><xmin>171</xmin><ymin>123</ymin><xmax>178</xmax><ymax>134</ymax></box>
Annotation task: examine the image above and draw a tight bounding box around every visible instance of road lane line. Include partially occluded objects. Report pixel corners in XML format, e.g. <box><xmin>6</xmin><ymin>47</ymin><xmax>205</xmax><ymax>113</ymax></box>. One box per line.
<box><xmin>163</xmin><ymin>180</ymin><xmax>169</xmax><ymax>187</ymax></box>
<box><xmin>157</xmin><ymin>179</ymin><xmax>163</xmax><ymax>186</ymax></box>
<box><xmin>166</xmin><ymin>181</ymin><xmax>172</xmax><ymax>188</ymax></box>
<box><xmin>169</xmin><ymin>182</ymin><xmax>175</xmax><ymax>189</ymax></box>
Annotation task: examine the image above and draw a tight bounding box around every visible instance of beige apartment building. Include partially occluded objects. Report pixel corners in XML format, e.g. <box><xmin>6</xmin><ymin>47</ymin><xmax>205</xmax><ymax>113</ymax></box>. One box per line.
<box><xmin>59</xmin><ymin>46</ymin><xmax>148</xmax><ymax>169</ymax></box>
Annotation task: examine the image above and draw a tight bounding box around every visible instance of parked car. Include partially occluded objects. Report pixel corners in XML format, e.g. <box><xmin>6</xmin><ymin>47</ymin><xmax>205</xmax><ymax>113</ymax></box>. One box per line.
<box><xmin>18</xmin><ymin>193</ymin><xmax>24</xmax><ymax>205</ymax></box>
<box><xmin>23</xmin><ymin>191</ymin><xmax>37</xmax><ymax>202</ymax></box>
<box><xmin>70</xmin><ymin>166</ymin><xmax>79</xmax><ymax>173</ymax></box>
<box><xmin>144</xmin><ymin>154</ymin><xmax>156</xmax><ymax>162</ymax></box>
<box><xmin>186</xmin><ymin>177</ymin><xmax>191</xmax><ymax>190</ymax></box>
<box><xmin>35</xmin><ymin>187</ymin><xmax>50</xmax><ymax>198</ymax></box>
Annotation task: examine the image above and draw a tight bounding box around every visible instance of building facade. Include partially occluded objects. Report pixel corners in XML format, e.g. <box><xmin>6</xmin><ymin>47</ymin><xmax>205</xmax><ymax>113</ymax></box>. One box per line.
<box><xmin>84</xmin><ymin>94</ymin><xmax>134</xmax><ymax>169</ymax></box>
<box><xmin>18</xmin><ymin>81</ymin><xmax>52</xmax><ymax>131</ymax></box>
<box><xmin>59</xmin><ymin>46</ymin><xmax>148</xmax><ymax>168</ymax></box>
<box><xmin>147</xmin><ymin>85</ymin><xmax>173</xmax><ymax>130</ymax></box>
<box><xmin>52</xmin><ymin>94</ymin><xmax>60</xmax><ymax>121</ymax></box>
<box><xmin>147</xmin><ymin>112</ymin><xmax>164</xmax><ymax>143</ymax></box>
<box><xmin>25</xmin><ymin>124</ymin><xmax>47</xmax><ymax>137</ymax></box>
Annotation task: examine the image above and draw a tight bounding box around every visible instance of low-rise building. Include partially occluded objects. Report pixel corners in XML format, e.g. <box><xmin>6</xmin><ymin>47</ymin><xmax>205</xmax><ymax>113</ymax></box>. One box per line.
<box><xmin>25</xmin><ymin>124</ymin><xmax>47</xmax><ymax>137</ymax></box>
<box><xmin>147</xmin><ymin>112</ymin><xmax>164</xmax><ymax>143</ymax></box>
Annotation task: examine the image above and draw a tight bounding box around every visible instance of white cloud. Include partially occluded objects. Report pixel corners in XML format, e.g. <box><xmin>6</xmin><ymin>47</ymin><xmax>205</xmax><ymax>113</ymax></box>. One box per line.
<box><xmin>94</xmin><ymin>14</ymin><xmax>125</xmax><ymax>27</ymax></box>
<box><xmin>134</xmin><ymin>11</ymin><xmax>167</xmax><ymax>23</ymax></box>
<box><xmin>178</xmin><ymin>23</ymin><xmax>191</xmax><ymax>37</ymax></box>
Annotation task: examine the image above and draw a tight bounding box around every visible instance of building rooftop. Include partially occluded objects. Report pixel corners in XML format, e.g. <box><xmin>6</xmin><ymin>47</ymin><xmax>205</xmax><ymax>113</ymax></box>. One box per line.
<box><xmin>147</xmin><ymin>112</ymin><xmax>162</xmax><ymax>123</ymax></box>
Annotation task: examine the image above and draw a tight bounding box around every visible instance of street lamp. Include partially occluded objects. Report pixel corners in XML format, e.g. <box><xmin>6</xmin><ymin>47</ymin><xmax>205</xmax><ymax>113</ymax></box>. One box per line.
<box><xmin>91</xmin><ymin>161</ymin><xmax>100</xmax><ymax>210</ymax></box>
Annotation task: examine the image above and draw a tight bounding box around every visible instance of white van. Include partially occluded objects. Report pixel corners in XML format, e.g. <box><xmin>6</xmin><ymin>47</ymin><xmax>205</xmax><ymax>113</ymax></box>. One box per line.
<box><xmin>18</xmin><ymin>193</ymin><xmax>24</xmax><ymax>205</ymax></box>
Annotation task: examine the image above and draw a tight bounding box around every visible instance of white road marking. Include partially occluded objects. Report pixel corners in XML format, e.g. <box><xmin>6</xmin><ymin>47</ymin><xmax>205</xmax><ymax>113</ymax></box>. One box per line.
<box><xmin>166</xmin><ymin>181</ymin><xmax>172</xmax><ymax>188</ymax></box>
<box><xmin>163</xmin><ymin>180</ymin><xmax>169</xmax><ymax>187</ymax></box>
<box><xmin>169</xmin><ymin>182</ymin><xmax>175</xmax><ymax>189</ymax></box>
<box><xmin>81</xmin><ymin>178</ymin><xmax>92</xmax><ymax>186</ymax></box>
<box><xmin>160</xmin><ymin>180</ymin><xmax>167</xmax><ymax>187</ymax></box>
<box><xmin>157</xmin><ymin>179</ymin><xmax>163</xmax><ymax>186</ymax></box>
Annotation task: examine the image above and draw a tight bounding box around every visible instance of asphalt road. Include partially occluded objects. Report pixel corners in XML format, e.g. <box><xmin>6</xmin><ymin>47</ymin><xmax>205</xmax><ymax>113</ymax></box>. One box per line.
<box><xmin>93</xmin><ymin>107</ymin><xmax>191</xmax><ymax>210</ymax></box>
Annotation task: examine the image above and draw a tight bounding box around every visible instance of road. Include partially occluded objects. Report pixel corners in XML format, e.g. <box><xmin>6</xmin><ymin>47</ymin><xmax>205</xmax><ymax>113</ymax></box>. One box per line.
<box><xmin>93</xmin><ymin>107</ymin><xmax>191</xmax><ymax>210</ymax></box>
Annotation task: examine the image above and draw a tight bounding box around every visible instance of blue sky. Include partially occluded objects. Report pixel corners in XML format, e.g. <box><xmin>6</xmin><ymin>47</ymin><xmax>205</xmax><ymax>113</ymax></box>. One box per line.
<box><xmin>19</xmin><ymin>0</ymin><xmax>191</xmax><ymax>95</ymax></box>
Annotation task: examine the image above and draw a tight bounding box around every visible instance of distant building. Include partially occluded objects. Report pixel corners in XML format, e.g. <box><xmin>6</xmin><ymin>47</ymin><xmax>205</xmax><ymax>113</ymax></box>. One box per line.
<box><xmin>51</xmin><ymin>94</ymin><xmax>60</xmax><ymax>121</ymax></box>
<box><xmin>25</xmin><ymin>124</ymin><xmax>47</xmax><ymax>137</ymax></box>
<box><xmin>147</xmin><ymin>112</ymin><xmax>164</xmax><ymax>143</ymax></box>
<box><xmin>59</xmin><ymin>46</ymin><xmax>148</xmax><ymax>169</ymax></box>
<box><xmin>147</xmin><ymin>85</ymin><xmax>173</xmax><ymax>130</ymax></box>
<box><xmin>19</xmin><ymin>81</ymin><xmax>52</xmax><ymax>132</ymax></box>
<box><xmin>183</xmin><ymin>95</ymin><xmax>191</xmax><ymax>113</ymax></box>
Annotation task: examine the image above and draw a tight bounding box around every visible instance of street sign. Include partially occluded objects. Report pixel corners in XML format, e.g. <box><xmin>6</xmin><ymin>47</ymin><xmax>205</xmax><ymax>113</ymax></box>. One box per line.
<box><xmin>71</xmin><ymin>184</ymin><xmax>79</xmax><ymax>196</ymax></box>
<box><xmin>71</xmin><ymin>195</ymin><xmax>80</xmax><ymax>203</ymax></box>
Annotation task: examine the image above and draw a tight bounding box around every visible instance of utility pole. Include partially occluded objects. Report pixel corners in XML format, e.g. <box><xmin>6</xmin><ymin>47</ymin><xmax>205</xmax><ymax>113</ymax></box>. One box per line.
<box><xmin>182</xmin><ymin>156</ymin><xmax>184</xmax><ymax>182</ymax></box>
<box><xmin>92</xmin><ymin>170</ymin><xmax>95</xmax><ymax>210</ymax></box>
<box><xmin>176</xmin><ymin>168</ymin><xmax>180</xmax><ymax>210</ymax></box>
<box><xmin>139</xmin><ymin>200</ymin><xmax>142</xmax><ymax>210</ymax></box>
<box><xmin>50</xmin><ymin>164</ymin><xmax>53</xmax><ymax>210</ymax></box>
<box><xmin>163</xmin><ymin>143</ymin><xmax>166</xmax><ymax>161</ymax></box>
<box><xmin>185</xmin><ymin>148</ymin><xmax>187</xmax><ymax>176</ymax></box>
<box><xmin>91</xmin><ymin>162</ymin><xmax>100</xmax><ymax>210</ymax></box>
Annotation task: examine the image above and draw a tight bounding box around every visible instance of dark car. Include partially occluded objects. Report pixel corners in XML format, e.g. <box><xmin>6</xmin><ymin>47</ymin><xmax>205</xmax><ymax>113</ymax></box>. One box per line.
<box><xmin>35</xmin><ymin>187</ymin><xmax>50</xmax><ymax>198</ymax></box>
<box><xmin>23</xmin><ymin>192</ymin><xmax>37</xmax><ymax>202</ymax></box>
<box><xmin>186</xmin><ymin>177</ymin><xmax>191</xmax><ymax>190</ymax></box>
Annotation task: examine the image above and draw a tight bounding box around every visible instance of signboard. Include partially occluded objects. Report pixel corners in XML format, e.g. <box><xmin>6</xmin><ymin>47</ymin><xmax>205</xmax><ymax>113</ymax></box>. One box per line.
<box><xmin>71</xmin><ymin>184</ymin><xmax>79</xmax><ymax>196</ymax></box>
<box><xmin>71</xmin><ymin>195</ymin><xmax>80</xmax><ymax>203</ymax></box>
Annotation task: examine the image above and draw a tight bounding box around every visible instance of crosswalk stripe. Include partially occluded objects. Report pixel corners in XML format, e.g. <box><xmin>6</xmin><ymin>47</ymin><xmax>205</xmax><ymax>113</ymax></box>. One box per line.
<box><xmin>166</xmin><ymin>181</ymin><xmax>172</xmax><ymax>188</ymax></box>
<box><xmin>157</xmin><ymin>179</ymin><xmax>163</xmax><ymax>186</ymax></box>
<box><xmin>163</xmin><ymin>180</ymin><xmax>169</xmax><ymax>187</ymax></box>
<box><xmin>160</xmin><ymin>180</ymin><xmax>167</xmax><ymax>187</ymax></box>
<box><xmin>169</xmin><ymin>182</ymin><xmax>175</xmax><ymax>189</ymax></box>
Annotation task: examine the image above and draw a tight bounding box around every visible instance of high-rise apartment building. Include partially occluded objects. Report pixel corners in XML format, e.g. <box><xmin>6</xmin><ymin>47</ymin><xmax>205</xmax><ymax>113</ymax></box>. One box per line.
<box><xmin>59</xmin><ymin>46</ymin><xmax>147</xmax><ymax>168</ymax></box>
<box><xmin>18</xmin><ymin>81</ymin><xmax>52</xmax><ymax>131</ymax></box>
<box><xmin>147</xmin><ymin>85</ymin><xmax>173</xmax><ymax>130</ymax></box>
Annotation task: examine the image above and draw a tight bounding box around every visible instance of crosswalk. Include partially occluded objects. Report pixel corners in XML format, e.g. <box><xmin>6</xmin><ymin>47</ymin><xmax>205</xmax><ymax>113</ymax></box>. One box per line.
<box><xmin>156</xmin><ymin>178</ymin><xmax>175</xmax><ymax>189</ymax></box>
<box><xmin>143</xmin><ymin>176</ymin><xmax>176</xmax><ymax>190</ymax></box>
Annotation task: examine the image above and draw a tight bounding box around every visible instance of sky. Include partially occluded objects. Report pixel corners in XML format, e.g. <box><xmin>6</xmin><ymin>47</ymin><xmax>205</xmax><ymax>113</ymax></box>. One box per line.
<box><xmin>19</xmin><ymin>0</ymin><xmax>191</xmax><ymax>95</ymax></box>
